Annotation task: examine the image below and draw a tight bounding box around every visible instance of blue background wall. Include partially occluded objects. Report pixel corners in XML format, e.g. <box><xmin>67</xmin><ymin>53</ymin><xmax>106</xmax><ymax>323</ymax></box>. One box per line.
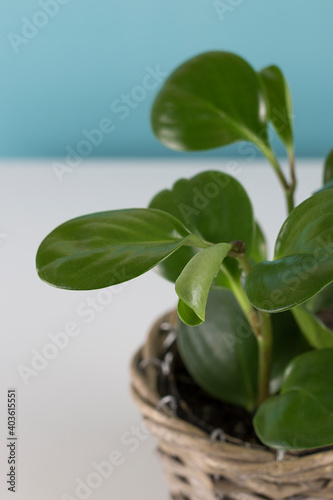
<box><xmin>1</xmin><ymin>1</ymin><xmax>332</xmax><ymax>158</ymax></box>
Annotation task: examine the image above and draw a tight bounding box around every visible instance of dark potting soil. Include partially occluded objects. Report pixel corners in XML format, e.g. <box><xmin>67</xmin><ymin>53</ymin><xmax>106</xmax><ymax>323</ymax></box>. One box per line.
<box><xmin>157</xmin><ymin>336</ymin><xmax>261</xmax><ymax>446</ymax></box>
<box><xmin>173</xmin><ymin>353</ymin><xmax>260</xmax><ymax>445</ymax></box>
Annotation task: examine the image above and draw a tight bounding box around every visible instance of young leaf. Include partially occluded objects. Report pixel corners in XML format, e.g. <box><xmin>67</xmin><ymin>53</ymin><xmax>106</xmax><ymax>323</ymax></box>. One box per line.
<box><xmin>177</xmin><ymin>300</ymin><xmax>202</xmax><ymax>327</ymax></box>
<box><xmin>259</xmin><ymin>65</ymin><xmax>293</xmax><ymax>153</ymax></box>
<box><xmin>323</xmin><ymin>148</ymin><xmax>333</xmax><ymax>184</ymax></box>
<box><xmin>254</xmin><ymin>349</ymin><xmax>333</xmax><ymax>449</ymax></box>
<box><xmin>245</xmin><ymin>190</ymin><xmax>333</xmax><ymax>312</ymax></box>
<box><xmin>36</xmin><ymin>208</ymin><xmax>202</xmax><ymax>290</ymax></box>
<box><xmin>177</xmin><ymin>288</ymin><xmax>258</xmax><ymax>411</ymax></box>
<box><xmin>151</xmin><ymin>51</ymin><xmax>269</xmax><ymax>152</ymax></box>
<box><xmin>176</xmin><ymin>243</ymin><xmax>231</xmax><ymax>325</ymax></box>
<box><xmin>149</xmin><ymin>171</ymin><xmax>255</xmax><ymax>284</ymax></box>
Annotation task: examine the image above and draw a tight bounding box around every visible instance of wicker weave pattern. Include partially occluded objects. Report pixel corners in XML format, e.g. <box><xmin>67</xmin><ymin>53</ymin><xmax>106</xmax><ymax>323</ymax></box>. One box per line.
<box><xmin>131</xmin><ymin>313</ymin><xmax>333</xmax><ymax>500</ymax></box>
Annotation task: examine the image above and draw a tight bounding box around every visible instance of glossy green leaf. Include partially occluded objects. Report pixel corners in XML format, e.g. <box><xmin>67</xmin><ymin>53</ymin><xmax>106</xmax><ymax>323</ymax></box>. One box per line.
<box><xmin>259</xmin><ymin>65</ymin><xmax>293</xmax><ymax>152</ymax></box>
<box><xmin>151</xmin><ymin>51</ymin><xmax>269</xmax><ymax>153</ymax></box>
<box><xmin>245</xmin><ymin>190</ymin><xmax>333</xmax><ymax>312</ymax></box>
<box><xmin>254</xmin><ymin>349</ymin><xmax>333</xmax><ymax>449</ymax></box>
<box><xmin>177</xmin><ymin>288</ymin><xmax>258</xmax><ymax>411</ymax></box>
<box><xmin>36</xmin><ymin>208</ymin><xmax>202</xmax><ymax>290</ymax></box>
<box><xmin>270</xmin><ymin>311</ymin><xmax>312</xmax><ymax>394</ymax></box>
<box><xmin>177</xmin><ymin>300</ymin><xmax>201</xmax><ymax>327</ymax></box>
<box><xmin>176</xmin><ymin>243</ymin><xmax>231</xmax><ymax>324</ymax></box>
<box><xmin>149</xmin><ymin>171</ymin><xmax>255</xmax><ymax>284</ymax></box>
<box><xmin>323</xmin><ymin>148</ymin><xmax>333</xmax><ymax>184</ymax></box>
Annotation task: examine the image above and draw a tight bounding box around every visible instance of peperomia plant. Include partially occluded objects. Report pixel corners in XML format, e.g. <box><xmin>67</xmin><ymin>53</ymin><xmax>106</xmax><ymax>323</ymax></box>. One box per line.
<box><xmin>36</xmin><ymin>52</ymin><xmax>333</xmax><ymax>451</ymax></box>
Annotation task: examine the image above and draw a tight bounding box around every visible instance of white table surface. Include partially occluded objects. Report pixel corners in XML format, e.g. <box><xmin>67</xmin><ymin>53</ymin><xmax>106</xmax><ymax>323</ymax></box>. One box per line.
<box><xmin>0</xmin><ymin>158</ymin><xmax>323</xmax><ymax>500</ymax></box>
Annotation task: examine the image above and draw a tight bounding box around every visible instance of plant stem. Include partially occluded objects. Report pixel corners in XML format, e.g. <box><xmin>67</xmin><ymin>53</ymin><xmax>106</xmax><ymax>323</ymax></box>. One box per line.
<box><xmin>256</xmin><ymin>312</ymin><xmax>273</xmax><ymax>405</ymax></box>
<box><xmin>228</xmin><ymin>274</ymin><xmax>253</xmax><ymax>320</ymax></box>
<box><xmin>263</xmin><ymin>146</ymin><xmax>289</xmax><ymax>190</ymax></box>
<box><xmin>235</xmin><ymin>253</ymin><xmax>252</xmax><ymax>275</ymax></box>
<box><xmin>245</xmin><ymin>131</ymin><xmax>297</xmax><ymax>213</ymax></box>
<box><xmin>248</xmin><ymin>134</ymin><xmax>296</xmax><ymax>213</ymax></box>
<box><xmin>286</xmin><ymin>190</ymin><xmax>294</xmax><ymax>213</ymax></box>
<box><xmin>288</xmin><ymin>149</ymin><xmax>297</xmax><ymax>209</ymax></box>
<box><xmin>289</xmin><ymin>150</ymin><xmax>296</xmax><ymax>190</ymax></box>
<box><xmin>261</xmin><ymin>144</ymin><xmax>295</xmax><ymax>213</ymax></box>
<box><xmin>222</xmin><ymin>266</ymin><xmax>273</xmax><ymax>407</ymax></box>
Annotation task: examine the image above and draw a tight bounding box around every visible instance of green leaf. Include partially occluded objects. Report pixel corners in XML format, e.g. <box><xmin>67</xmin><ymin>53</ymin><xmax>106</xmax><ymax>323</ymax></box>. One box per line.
<box><xmin>151</xmin><ymin>51</ymin><xmax>269</xmax><ymax>153</ymax></box>
<box><xmin>177</xmin><ymin>288</ymin><xmax>258</xmax><ymax>411</ymax></box>
<box><xmin>245</xmin><ymin>190</ymin><xmax>333</xmax><ymax>312</ymax></box>
<box><xmin>177</xmin><ymin>300</ymin><xmax>201</xmax><ymax>327</ymax></box>
<box><xmin>176</xmin><ymin>243</ymin><xmax>231</xmax><ymax>324</ymax></box>
<box><xmin>270</xmin><ymin>311</ymin><xmax>312</xmax><ymax>394</ymax></box>
<box><xmin>149</xmin><ymin>171</ymin><xmax>255</xmax><ymax>285</ymax></box>
<box><xmin>36</xmin><ymin>208</ymin><xmax>201</xmax><ymax>290</ymax></box>
<box><xmin>323</xmin><ymin>148</ymin><xmax>333</xmax><ymax>184</ymax></box>
<box><xmin>254</xmin><ymin>349</ymin><xmax>333</xmax><ymax>449</ymax></box>
<box><xmin>258</xmin><ymin>65</ymin><xmax>293</xmax><ymax>152</ymax></box>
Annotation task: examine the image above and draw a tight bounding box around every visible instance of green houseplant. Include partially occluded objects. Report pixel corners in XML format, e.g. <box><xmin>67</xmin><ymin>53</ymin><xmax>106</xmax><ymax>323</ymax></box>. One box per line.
<box><xmin>36</xmin><ymin>52</ymin><xmax>333</xmax><ymax>498</ymax></box>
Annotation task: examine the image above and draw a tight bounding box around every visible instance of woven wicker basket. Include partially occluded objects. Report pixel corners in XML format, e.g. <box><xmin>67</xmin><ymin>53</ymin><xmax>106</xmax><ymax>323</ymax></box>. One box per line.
<box><xmin>131</xmin><ymin>311</ymin><xmax>333</xmax><ymax>500</ymax></box>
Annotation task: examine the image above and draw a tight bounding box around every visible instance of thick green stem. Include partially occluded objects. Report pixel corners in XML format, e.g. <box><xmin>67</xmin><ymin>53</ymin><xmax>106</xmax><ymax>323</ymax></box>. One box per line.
<box><xmin>256</xmin><ymin>312</ymin><xmax>273</xmax><ymax>405</ymax></box>
<box><xmin>286</xmin><ymin>189</ymin><xmax>294</xmax><ymax>213</ymax></box>
<box><xmin>222</xmin><ymin>265</ymin><xmax>273</xmax><ymax>407</ymax></box>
